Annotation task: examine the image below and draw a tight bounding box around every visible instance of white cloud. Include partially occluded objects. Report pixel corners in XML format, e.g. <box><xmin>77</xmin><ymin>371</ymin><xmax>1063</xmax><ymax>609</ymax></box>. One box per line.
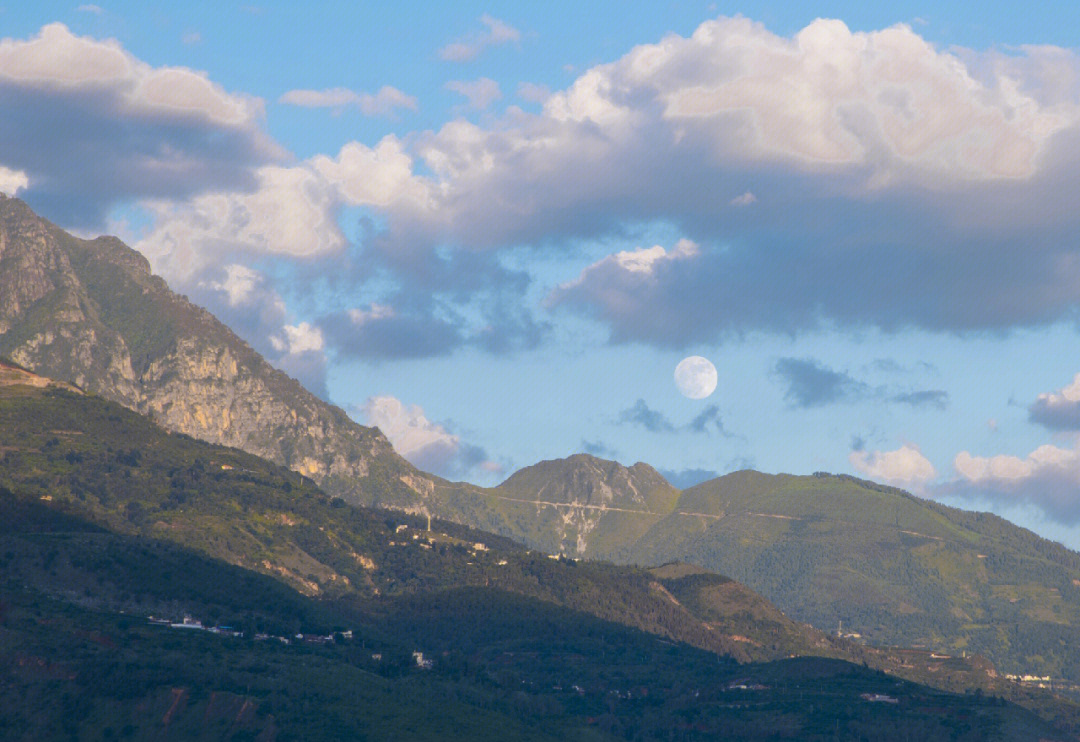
<box><xmin>730</xmin><ymin>191</ymin><xmax>756</xmax><ymax>206</ymax></box>
<box><xmin>949</xmin><ymin>441</ymin><xmax>1080</xmax><ymax>522</ymax></box>
<box><xmin>954</xmin><ymin>444</ymin><xmax>1079</xmax><ymax>484</ymax></box>
<box><xmin>0</xmin><ymin>23</ymin><xmax>280</xmax><ymax>225</ymax></box>
<box><xmin>271</xmin><ymin>321</ymin><xmax>324</xmax><ymax>355</ymax></box>
<box><xmin>849</xmin><ymin>443</ymin><xmax>937</xmax><ymax>487</ymax></box>
<box><xmin>359</xmin><ymin>16</ymin><xmax>1080</xmax><ymax>279</ymax></box>
<box><xmin>278</xmin><ymin>85</ymin><xmax>417</xmax><ymax>116</ymax></box>
<box><xmin>360</xmin><ymin>396</ymin><xmax>497</xmax><ymax>479</ymax></box>
<box><xmin>438</xmin><ymin>14</ymin><xmax>520</xmax><ymax>62</ymax></box>
<box><xmin>1029</xmin><ymin>373</ymin><xmax>1080</xmax><ymax>430</ymax></box>
<box><xmin>76</xmin><ymin>4</ymin><xmax>103</xmax><ymax>13</ymax></box>
<box><xmin>137</xmin><ymin>163</ymin><xmax>345</xmax><ymax>279</ymax></box>
<box><xmin>0</xmin><ymin>24</ymin><xmax>261</xmax><ymax>126</ymax></box>
<box><xmin>207</xmin><ymin>263</ymin><xmax>262</xmax><ymax>307</ymax></box>
<box><xmin>517</xmin><ymin>81</ymin><xmax>551</xmax><ymax>103</ymax></box>
<box><xmin>181</xmin><ymin>32</ymin><xmax>202</xmax><ymax>45</ymax></box>
<box><xmin>559</xmin><ymin>239</ymin><xmax>699</xmax><ymax>287</ymax></box>
<box><xmin>0</xmin><ymin>165</ymin><xmax>28</xmax><ymax>195</ymax></box>
<box><xmin>136</xmin><ymin>138</ymin><xmax>426</xmax><ymax>277</ymax></box>
<box><xmin>445</xmin><ymin>78</ymin><xmax>502</xmax><ymax>110</ymax></box>
<box><xmin>17</xmin><ymin>16</ymin><xmax>1080</xmax><ymax>358</ymax></box>
<box><xmin>310</xmin><ymin>138</ymin><xmax>431</xmax><ymax>210</ymax></box>
<box><xmin>547</xmin><ymin>239</ymin><xmax>700</xmax><ymax>329</ymax></box>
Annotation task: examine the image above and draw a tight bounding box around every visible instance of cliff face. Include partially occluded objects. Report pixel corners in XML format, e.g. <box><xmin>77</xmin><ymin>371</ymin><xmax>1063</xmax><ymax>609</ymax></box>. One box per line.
<box><xmin>0</xmin><ymin>194</ymin><xmax>427</xmax><ymax>508</ymax></box>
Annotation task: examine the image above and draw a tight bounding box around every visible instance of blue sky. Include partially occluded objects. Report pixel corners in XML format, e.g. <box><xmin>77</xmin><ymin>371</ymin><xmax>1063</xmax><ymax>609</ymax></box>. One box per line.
<box><xmin>5</xmin><ymin>2</ymin><xmax>1080</xmax><ymax>547</ymax></box>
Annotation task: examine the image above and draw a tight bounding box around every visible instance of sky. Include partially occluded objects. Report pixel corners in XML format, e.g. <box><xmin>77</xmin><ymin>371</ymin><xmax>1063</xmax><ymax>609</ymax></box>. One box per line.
<box><xmin>5</xmin><ymin>2</ymin><xmax>1080</xmax><ymax>548</ymax></box>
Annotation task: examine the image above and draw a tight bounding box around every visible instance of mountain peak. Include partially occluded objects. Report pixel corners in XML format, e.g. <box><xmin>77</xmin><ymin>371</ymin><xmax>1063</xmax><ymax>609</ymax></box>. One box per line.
<box><xmin>0</xmin><ymin>197</ymin><xmax>425</xmax><ymax>509</ymax></box>
<box><xmin>499</xmin><ymin>452</ymin><xmax>676</xmax><ymax>509</ymax></box>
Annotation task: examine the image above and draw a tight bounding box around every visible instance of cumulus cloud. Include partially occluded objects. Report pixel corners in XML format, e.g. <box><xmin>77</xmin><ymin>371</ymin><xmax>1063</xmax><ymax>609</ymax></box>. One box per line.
<box><xmin>137</xmin><ymin>164</ymin><xmax>344</xmax><ymax>279</ymax></box>
<box><xmin>137</xmin><ymin>137</ymin><xmax>430</xmax><ymax>280</ymax></box>
<box><xmin>438</xmin><ymin>14</ymin><xmax>520</xmax><ymax>62</ymax></box>
<box><xmin>517</xmin><ymin>82</ymin><xmax>551</xmax><ymax>103</ymax></box>
<box><xmin>1029</xmin><ymin>373</ymin><xmax>1080</xmax><ymax>430</ymax></box>
<box><xmin>950</xmin><ymin>442</ymin><xmax>1080</xmax><ymax>522</ymax></box>
<box><xmin>0</xmin><ymin>23</ymin><xmax>281</xmax><ymax>226</ymax></box>
<box><xmin>278</xmin><ymin>85</ymin><xmax>417</xmax><ymax>116</ymax></box>
<box><xmin>270</xmin><ymin>321</ymin><xmax>324</xmax><ymax>355</ymax></box>
<box><xmin>548</xmin><ymin>240</ymin><xmax>701</xmax><ymax>343</ymax></box>
<box><xmin>774</xmin><ymin>358</ymin><xmax>868</xmax><ymax>408</ymax></box>
<box><xmin>268</xmin><ymin>322</ymin><xmax>328</xmax><ymax>398</ymax></box>
<box><xmin>346</xmin><ymin>17</ymin><xmax>1080</xmax><ymax>345</ymax></box>
<box><xmin>360</xmin><ymin>396</ymin><xmax>498</xmax><ymax>479</ymax></box>
<box><xmin>445</xmin><ymin>77</ymin><xmax>502</xmax><ymax>110</ymax></box>
<box><xmin>0</xmin><ymin>166</ymin><xmax>28</xmax><ymax>195</ymax></box>
<box><xmin>617</xmin><ymin>399</ymin><xmax>676</xmax><ymax>433</ymax></box>
<box><xmin>19</xmin><ymin>16</ymin><xmax>1080</xmax><ymax>366</ymax></box>
<box><xmin>850</xmin><ymin>443</ymin><xmax>936</xmax><ymax>487</ymax></box>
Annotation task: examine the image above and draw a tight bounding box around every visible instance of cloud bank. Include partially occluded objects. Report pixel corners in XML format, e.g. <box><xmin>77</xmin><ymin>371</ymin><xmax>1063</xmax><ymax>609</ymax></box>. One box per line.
<box><xmin>1029</xmin><ymin>373</ymin><xmax>1080</xmax><ymax>430</ymax></box>
<box><xmin>0</xmin><ymin>23</ymin><xmax>280</xmax><ymax>226</ymax></box>
<box><xmin>951</xmin><ymin>442</ymin><xmax>1080</xmax><ymax>523</ymax></box>
<box><xmin>850</xmin><ymin>443</ymin><xmax>936</xmax><ymax>488</ymax></box>
<box><xmin>360</xmin><ymin>396</ymin><xmax>499</xmax><ymax>479</ymax></box>
<box><xmin>9</xmin><ymin>17</ymin><xmax>1080</xmax><ymax>372</ymax></box>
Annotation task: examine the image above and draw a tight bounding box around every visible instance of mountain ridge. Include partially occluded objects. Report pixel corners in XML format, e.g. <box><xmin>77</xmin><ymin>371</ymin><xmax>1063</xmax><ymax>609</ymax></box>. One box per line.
<box><xmin>6</xmin><ymin>196</ymin><xmax>1080</xmax><ymax>685</ymax></box>
<box><xmin>0</xmin><ymin>193</ymin><xmax>432</xmax><ymax>511</ymax></box>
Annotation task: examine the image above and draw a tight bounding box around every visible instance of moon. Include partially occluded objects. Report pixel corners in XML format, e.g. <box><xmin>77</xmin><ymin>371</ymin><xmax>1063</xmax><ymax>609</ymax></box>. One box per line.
<box><xmin>674</xmin><ymin>356</ymin><xmax>717</xmax><ymax>399</ymax></box>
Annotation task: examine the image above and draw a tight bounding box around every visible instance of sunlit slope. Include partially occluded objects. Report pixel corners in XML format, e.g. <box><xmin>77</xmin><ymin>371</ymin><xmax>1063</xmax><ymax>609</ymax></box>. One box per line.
<box><xmin>475</xmin><ymin>456</ymin><xmax>1080</xmax><ymax>681</ymax></box>
<box><xmin>0</xmin><ymin>369</ymin><xmax>833</xmax><ymax>664</ymax></box>
<box><xmin>625</xmin><ymin>471</ymin><xmax>1080</xmax><ymax>679</ymax></box>
<box><xmin>0</xmin><ymin>194</ymin><xmax>427</xmax><ymax>509</ymax></box>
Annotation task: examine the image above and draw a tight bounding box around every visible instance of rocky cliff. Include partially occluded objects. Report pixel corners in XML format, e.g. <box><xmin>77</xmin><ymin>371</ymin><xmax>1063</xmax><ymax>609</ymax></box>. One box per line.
<box><xmin>0</xmin><ymin>194</ymin><xmax>427</xmax><ymax>508</ymax></box>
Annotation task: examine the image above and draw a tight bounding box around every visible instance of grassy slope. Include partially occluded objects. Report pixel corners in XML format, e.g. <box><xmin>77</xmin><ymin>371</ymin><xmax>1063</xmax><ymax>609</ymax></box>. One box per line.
<box><xmin>3</xmin><ymin>505</ymin><xmax>1070</xmax><ymax>742</ymax></box>
<box><xmin>621</xmin><ymin>471</ymin><xmax>1080</xmax><ymax>680</ymax></box>
<box><xmin>3</xmin><ymin>376</ymin><xmax>1078</xmax><ymax>736</ymax></box>
<box><xmin>0</xmin><ymin>380</ymin><xmax>823</xmax><ymax>663</ymax></box>
<box><xmin>466</xmin><ymin>456</ymin><xmax>1080</xmax><ymax>682</ymax></box>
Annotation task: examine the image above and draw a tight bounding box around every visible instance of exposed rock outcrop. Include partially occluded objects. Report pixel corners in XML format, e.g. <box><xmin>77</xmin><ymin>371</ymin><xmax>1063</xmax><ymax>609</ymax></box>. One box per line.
<box><xmin>0</xmin><ymin>194</ymin><xmax>427</xmax><ymax>508</ymax></box>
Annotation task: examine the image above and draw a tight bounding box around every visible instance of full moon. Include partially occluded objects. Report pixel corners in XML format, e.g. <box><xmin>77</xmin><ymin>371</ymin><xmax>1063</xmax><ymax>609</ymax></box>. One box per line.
<box><xmin>674</xmin><ymin>356</ymin><xmax>718</xmax><ymax>399</ymax></box>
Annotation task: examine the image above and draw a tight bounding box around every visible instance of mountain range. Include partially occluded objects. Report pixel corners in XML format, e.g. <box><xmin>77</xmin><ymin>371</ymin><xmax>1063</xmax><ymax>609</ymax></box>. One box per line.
<box><xmin>7</xmin><ymin>361</ymin><xmax>1073</xmax><ymax>739</ymax></box>
<box><xmin>5</xmin><ymin>194</ymin><xmax>1080</xmax><ymax>736</ymax></box>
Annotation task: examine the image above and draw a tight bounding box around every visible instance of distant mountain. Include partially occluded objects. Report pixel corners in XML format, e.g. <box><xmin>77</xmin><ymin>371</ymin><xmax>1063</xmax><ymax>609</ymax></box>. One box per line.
<box><xmin>459</xmin><ymin>458</ymin><xmax>1080</xmax><ymax>682</ymax></box>
<box><xmin>7</xmin><ymin>195</ymin><xmax>1080</xmax><ymax>691</ymax></box>
<box><xmin>0</xmin><ymin>193</ymin><xmax>426</xmax><ymax>509</ymax></box>
<box><xmin>3</xmin><ymin>363</ymin><xmax>1075</xmax><ymax>740</ymax></box>
<box><xmin>0</xmin><ymin>364</ymin><xmax>826</xmax><ymax>663</ymax></box>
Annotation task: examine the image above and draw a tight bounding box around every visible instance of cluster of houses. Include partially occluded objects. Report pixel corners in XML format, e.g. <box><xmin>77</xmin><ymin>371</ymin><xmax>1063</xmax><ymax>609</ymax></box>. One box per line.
<box><xmin>148</xmin><ymin>613</ymin><xmax>439</xmax><ymax>671</ymax></box>
<box><xmin>147</xmin><ymin>614</ymin><xmax>354</xmax><ymax>647</ymax></box>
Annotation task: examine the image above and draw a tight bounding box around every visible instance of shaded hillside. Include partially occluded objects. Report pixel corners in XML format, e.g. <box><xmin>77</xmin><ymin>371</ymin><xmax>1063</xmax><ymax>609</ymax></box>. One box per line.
<box><xmin>0</xmin><ymin>194</ymin><xmax>426</xmax><ymax>509</ymax></box>
<box><xmin>469</xmin><ymin>457</ymin><xmax>1080</xmax><ymax>683</ymax></box>
<box><xmin>0</xmin><ymin>366</ymin><xmax>826</xmax><ymax>664</ymax></box>
<box><xmin>5</xmin><ymin>364</ymin><xmax>1074</xmax><ymax>709</ymax></box>
<box><xmin>7</xmin><ymin>576</ymin><xmax>1067</xmax><ymax>741</ymax></box>
<box><xmin>6</xmin><ymin>195</ymin><xmax>1076</xmax><ymax>689</ymax></box>
<box><xmin>4</xmin><ymin>371</ymin><xmax>1074</xmax><ymax>738</ymax></box>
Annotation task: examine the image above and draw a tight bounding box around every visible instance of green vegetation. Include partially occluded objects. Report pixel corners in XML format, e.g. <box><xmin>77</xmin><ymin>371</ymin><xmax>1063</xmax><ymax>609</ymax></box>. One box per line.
<box><xmin>2</xmin><ymin>373</ymin><xmax>1078</xmax><ymax>738</ymax></box>
<box><xmin>442</xmin><ymin>456</ymin><xmax>1080</xmax><ymax>684</ymax></box>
